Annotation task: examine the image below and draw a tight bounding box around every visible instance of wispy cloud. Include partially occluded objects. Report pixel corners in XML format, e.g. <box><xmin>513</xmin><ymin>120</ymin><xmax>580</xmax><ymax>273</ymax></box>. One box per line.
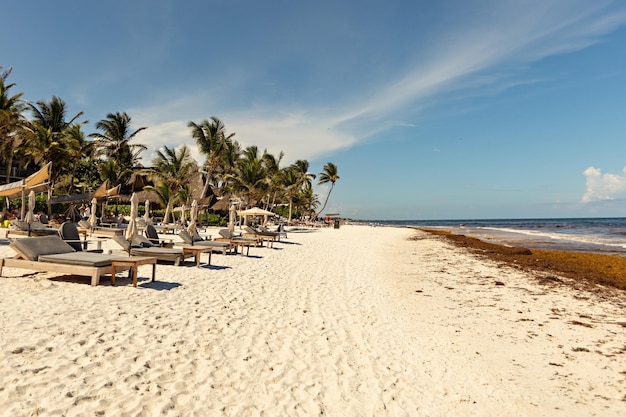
<box><xmin>128</xmin><ymin>0</ymin><xmax>626</xmax><ymax>166</ymax></box>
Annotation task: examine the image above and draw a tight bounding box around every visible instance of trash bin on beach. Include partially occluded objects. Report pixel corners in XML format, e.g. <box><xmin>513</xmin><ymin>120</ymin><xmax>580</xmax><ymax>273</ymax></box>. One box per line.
<box><xmin>333</xmin><ymin>219</ymin><xmax>340</xmax><ymax>229</ymax></box>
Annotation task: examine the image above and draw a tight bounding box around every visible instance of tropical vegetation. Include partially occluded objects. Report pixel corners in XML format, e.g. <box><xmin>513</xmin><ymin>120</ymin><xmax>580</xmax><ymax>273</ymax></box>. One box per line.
<box><xmin>0</xmin><ymin>66</ymin><xmax>340</xmax><ymax>223</ymax></box>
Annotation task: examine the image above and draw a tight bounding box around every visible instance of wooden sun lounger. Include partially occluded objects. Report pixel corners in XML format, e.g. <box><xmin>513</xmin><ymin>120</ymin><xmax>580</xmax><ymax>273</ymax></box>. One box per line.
<box><xmin>112</xmin><ymin>235</ymin><xmax>194</xmax><ymax>266</ymax></box>
<box><xmin>0</xmin><ymin>257</ymin><xmax>118</xmax><ymax>287</ymax></box>
<box><xmin>77</xmin><ymin>222</ymin><xmax>125</xmax><ymax>237</ymax></box>
<box><xmin>7</xmin><ymin>220</ymin><xmax>59</xmax><ymax>237</ymax></box>
<box><xmin>177</xmin><ymin>230</ymin><xmax>234</xmax><ymax>255</ymax></box>
<box><xmin>0</xmin><ymin>236</ymin><xmax>130</xmax><ymax>286</ymax></box>
<box><xmin>243</xmin><ymin>226</ymin><xmax>278</xmax><ymax>247</ymax></box>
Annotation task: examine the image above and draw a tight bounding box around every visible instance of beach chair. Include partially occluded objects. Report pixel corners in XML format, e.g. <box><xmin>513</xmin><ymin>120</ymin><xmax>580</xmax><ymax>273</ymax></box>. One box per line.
<box><xmin>112</xmin><ymin>235</ymin><xmax>192</xmax><ymax>266</ymax></box>
<box><xmin>0</xmin><ymin>235</ymin><xmax>128</xmax><ymax>286</ymax></box>
<box><xmin>243</xmin><ymin>226</ymin><xmax>277</xmax><ymax>247</ymax></box>
<box><xmin>77</xmin><ymin>219</ymin><xmax>125</xmax><ymax>237</ymax></box>
<box><xmin>59</xmin><ymin>221</ymin><xmax>103</xmax><ymax>253</ymax></box>
<box><xmin>145</xmin><ymin>224</ymin><xmax>175</xmax><ymax>247</ymax></box>
<box><xmin>268</xmin><ymin>224</ymin><xmax>287</xmax><ymax>239</ymax></box>
<box><xmin>215</xmin><ymin>229</ymin><xmax>256</xmax><ymax>255</ymax></box>
<box><xmin>254</xmin><ymin>225</ymin><xmax>283</xmax><ymax>241</ymax></box>
<box><xmin>8</xmin><ymin>220</ymin><xmax>59</xmax><ymax>237</ymax></box>
<box><xmin>178</xmin><ymin>230</ymin><xmax>233</xmax><ymax>255</ymax></box>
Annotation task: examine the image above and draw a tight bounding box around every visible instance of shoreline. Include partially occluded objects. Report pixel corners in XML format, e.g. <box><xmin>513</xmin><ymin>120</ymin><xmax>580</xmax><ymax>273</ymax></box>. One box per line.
<box><xmin>416</xmin><ymin>227</ymin><xmax>626</xmax><ymax>292</ymax></box>
<box><xmin>0</xmin><ymin>225</ymin><xmax>624</xmax><ymax>416</ymax></box>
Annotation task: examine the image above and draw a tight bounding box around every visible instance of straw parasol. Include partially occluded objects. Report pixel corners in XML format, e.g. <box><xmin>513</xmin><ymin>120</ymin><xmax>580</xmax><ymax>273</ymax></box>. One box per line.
<box><xmin>89</xmin><ymin>198</ymin><xmax>98</xmax><ymax>227</ymax></box>
<box><xmin>187</xmin><ymin>199</ymin><xmax>198</xmax><ymax>235</ymax></box>
<box><xmin>143</xmin><ymin>200</ymin><xmax>151</xmax><ymax>223</ymax></box>
<box><xmin>125</xmin><ymin>192</ymin><xmax>139</xmax><ymax>241</ymax></box>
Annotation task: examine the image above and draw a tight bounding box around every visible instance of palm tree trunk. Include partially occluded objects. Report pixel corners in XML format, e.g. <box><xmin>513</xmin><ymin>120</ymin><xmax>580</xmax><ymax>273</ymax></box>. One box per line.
<box><xmin>164</xmin><ymin>198</ymin><xmax>173</xmax><ymax>224</ymax></box>
<box><xmin>200</xmin><ymin>177</ymin><xmax>211</xmax><ymax>201</ymax></box>
<box><xmin>315</xmin><ymin>183</ymin><xmax>335</xmax><ymax>218</ymax></box>
<box><xmin>4</xmin><ymin>154</ymin><xmax>13</xmax><ymax>184</ymax></box>
<box><xmin>47</xmin><ymin>183</ymin><xmax>53</xmax><ymax>216</ymax></box>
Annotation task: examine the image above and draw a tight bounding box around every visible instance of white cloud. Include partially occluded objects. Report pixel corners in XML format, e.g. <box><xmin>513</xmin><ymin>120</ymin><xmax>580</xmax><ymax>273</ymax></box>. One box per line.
<box><xmin>122</xmin><ymin>1</ymin><xmax>626</xmax><ymax>168</ymax></box>
<box><xmin>224</xmin><ymin>109</ymin><xmax>357</xmax><ymax>164</ymax></box>
<box><xmin>130</xmin><ymin>100</ymin><xmax>358</xmax><ymax>166</ymax></box>
<box><xmin>581</xmin><ymin>166</ymin><xmax>626</xmax><ymax>202</ymax></box>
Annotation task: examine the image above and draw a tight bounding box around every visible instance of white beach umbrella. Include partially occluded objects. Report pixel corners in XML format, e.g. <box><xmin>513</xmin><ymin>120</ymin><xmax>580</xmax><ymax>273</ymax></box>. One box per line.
<box><xmin>143</xmin><ymin>200</ymin><xmax>151</xmax><ymax>223</ymax></box>
<box><xmin>125</xmin><ymin>192</ymin><xmax>139</xmax><ymax>240</ymax></box>
<box><xmin>89</xmin><ymin>198</ymin><xmax>98</xmax><ymax>227</ymax></box>
<box><xmin>24</xmin><ymin>190</ymin><xmax>35</xmax><ymax>225</ymax></box>
<box><xmin>237</xmin><ymin>207</ymin><xmax>275</xmax><ymax>216</ymax></box>
<box><xmin>187</xmin><ymin>199</ymin><xmax>198</xmax><ymax>235</ymax></box>
<box><xmin>237</xmin><ymin>206</ymin><xmax>274</xmax><ymax>227</ymax></box>
<box><xmin>180</xmin><ymin>204</ymin><xmax>187</xmax><ymax>226</ymax></box>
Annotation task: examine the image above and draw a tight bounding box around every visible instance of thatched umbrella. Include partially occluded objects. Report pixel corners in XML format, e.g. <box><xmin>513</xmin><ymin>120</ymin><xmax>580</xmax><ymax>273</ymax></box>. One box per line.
<box><xmin>210</xmin><ymin>196</ymin><xmax>232</xmax><ymax>212</ymax></box>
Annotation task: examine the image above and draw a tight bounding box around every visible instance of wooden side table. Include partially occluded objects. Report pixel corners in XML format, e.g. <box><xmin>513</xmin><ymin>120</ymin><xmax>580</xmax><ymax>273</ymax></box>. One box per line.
<box><xmin>181</xmin><ymin>246</ymin><xmax>213</xmax><ymax>267</ymax></box>
<box><xmin>111</xmin><ymin>256</ymin><xmax>157</xmax><ymax>287</ymax></box>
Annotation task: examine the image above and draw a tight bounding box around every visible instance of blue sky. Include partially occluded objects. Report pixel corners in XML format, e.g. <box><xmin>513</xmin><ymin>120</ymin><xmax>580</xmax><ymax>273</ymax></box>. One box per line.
<box><xmin>4</xmin><ymin>0</ymin><xmax>626</xmax><ymax>220</ymax></box>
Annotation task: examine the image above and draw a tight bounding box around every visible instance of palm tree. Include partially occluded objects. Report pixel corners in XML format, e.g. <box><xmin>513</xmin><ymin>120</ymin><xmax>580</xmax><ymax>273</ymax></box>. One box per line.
<box><xmin>63</xmin><ymin>124</ymin><xmax>95</xmax><ymax>194</ymax></box>
<box><xmin>188</xmin><ymin>116</ymin><xmax>235</xmax><ymax>199</ymax></box>
<box><xmin>98</xmin><ymin>159</ymin><xmax>125</xmax><ymax>189</ymax></box>
<box><xmin>315</xmin><ymin>162</ymin><xmax>340</xmax><ymax>218</ymax></box>
<box><xmin>231</xmin><ymin>146</ymin><xmax>267</xmax><ymax>206</ymax></box>
<box><xmin>23</xmin><ymin>124</ymin><xmax>68</xmax><ymax>183</ymax></box>
<box><xmin>291</xmin><ymin>159</ymin><xmax>316</xmax><ymax>190</ymax></box>
<box><xmin>295</xmin><ymin>187</ymin><xmax>320</xmax><ymax>221</ymax></box>
<box><xmin>25</xmin><ymin>96</ymin><xmax>87</xmax><ymax>214</ymax></box>
<box><xmin>90</xmin><ymin>112</ymin><xmax>147</xmax><ymax>189</ymax></box>
<box><xmin>28</xmin><ymin>95</ymin><xmax>83</xmax><ymax>134</ymax></box>
<box><xmin>147</xmin><ymin>145</ymin><xmax>196</xmax><ymax>224</ymax></box>
<box><xmin>0</xmin><ymin>66</ymin><xmax>28</xmax><ymax>184</ymax></box>
<box><xmin>279</xmin><ymin>159</ymin><xmax>316</xmax><ymax>222</ymax></box>
<box><xmin>143</xmin><ymin>182</ymin><xmax>172</xmax><ymax>223</ymax></box>
<box><xmin>281</xmin><ymin>167</ymin><xmax>300</xmax><ymax>223</ymax></box>
<box><xmin>261</xmin><ymin>150</ymin><xmax>284</xmax><ymax>210</ymax></box>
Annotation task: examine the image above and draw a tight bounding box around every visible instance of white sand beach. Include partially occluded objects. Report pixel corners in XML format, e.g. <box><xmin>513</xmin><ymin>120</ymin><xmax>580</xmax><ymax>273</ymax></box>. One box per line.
<box><xmin>0</xmin><ymin>225</ymin><xmax>624</xmax><ymax>416</ymax></box>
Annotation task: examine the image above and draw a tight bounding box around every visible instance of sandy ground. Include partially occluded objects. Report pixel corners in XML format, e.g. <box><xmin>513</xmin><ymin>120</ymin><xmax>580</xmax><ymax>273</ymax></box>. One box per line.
<box><xmin>0</xmin><ymin>225</ymin><xmax>624</xmax><ymax>416</ymax></box>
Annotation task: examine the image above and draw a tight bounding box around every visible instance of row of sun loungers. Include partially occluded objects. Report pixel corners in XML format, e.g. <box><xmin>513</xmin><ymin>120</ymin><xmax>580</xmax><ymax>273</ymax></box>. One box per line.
<box><xmin>1</xmin><ymin>221</ymin><xmax>289</xmax><ymax>287</ymax></box>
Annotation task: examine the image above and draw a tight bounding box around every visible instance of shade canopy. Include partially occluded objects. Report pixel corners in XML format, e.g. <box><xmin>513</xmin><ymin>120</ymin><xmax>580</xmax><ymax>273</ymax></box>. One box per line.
<box><xmin>237</xmin><ymin>207</ymin><xmax>275</xmax><ymax>216</ymax></box>
<box><xmin>0</xmin><ymin>162</ymin><xmax>51</xmax><ymax>199</ymax></box>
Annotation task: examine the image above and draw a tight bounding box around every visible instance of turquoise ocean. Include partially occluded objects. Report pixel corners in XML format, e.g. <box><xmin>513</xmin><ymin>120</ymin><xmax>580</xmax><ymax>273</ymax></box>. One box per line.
<box><xmin>370</xmin><ymin>218</ymin><xmax>626</xmax><ymax>255</ymax></box>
